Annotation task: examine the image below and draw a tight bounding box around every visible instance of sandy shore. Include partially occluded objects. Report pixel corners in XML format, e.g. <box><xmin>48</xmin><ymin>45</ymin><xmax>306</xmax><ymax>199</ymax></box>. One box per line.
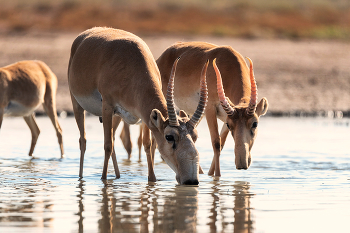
<box><xmin>1</xmin><ymin>31</ymin><xmax>349</xmax><ymax>116</ymax></box>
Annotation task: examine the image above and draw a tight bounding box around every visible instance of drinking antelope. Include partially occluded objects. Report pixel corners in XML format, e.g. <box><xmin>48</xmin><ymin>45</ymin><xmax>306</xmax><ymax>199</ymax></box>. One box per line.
<box><xmin>0</xmin><ymin>60</ymin><xmax>64</xmax><ymax>157</ymax></box>
<box><xmin>68</xmin><ymin>27</ymin><xmax>208</xmax><ymax>185</ymax></box>
<box><xmin>156</xmin><ymin>42</ymin><xmax>269</xmax><ymax>176</ymax></box>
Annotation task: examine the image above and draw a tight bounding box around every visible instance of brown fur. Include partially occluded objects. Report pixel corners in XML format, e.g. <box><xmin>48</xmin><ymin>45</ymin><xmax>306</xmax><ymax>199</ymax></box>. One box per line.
<box><xmin>0</xmin><ymin>60</ymin><xmax>64</xmax><ymax>157</ymax></box>
<box><xmin>156</xmin><ymin>42</ymin><xmax>268</xmax><ymax>176</ymax></box>
<box><xmin>68</xmin><ymin>27</ymin><xmax>203</xmax><ymax>184</ymax></box>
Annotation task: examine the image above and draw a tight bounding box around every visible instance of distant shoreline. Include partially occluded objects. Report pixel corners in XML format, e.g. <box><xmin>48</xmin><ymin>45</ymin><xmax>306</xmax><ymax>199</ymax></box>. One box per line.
<box><xmin>1</xmin><ymin>32</ymin><xmax>350</xmax><ymax>116</ymax></box>
<box><xmin>33</xmin><ymin>110</ymin><xmax>350</xmax><ymax>119</ymax></box>
<box><xmin>0</xmin><ymin>0</ymin><xmax>349</xmax><ymax>41</ymax></box>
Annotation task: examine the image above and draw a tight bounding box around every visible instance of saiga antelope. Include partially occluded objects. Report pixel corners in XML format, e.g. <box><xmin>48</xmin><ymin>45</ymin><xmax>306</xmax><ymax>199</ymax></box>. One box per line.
<box><xmin>0</xmin><ymin>60</ymin><xmax>64</xmax><ymax>157</ymax></box>
<box><xmin>68</xmin><ymin>27</ymin><xmax>208</xmax><ymax>185</ymax></box>
<box><xmin>156</xmin><ymin>42</ymin><xmax>268</xmax><ymax>176</ymax></box>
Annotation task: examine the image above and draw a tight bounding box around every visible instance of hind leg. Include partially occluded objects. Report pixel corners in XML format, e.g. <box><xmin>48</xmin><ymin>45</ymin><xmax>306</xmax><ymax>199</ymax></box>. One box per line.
<box><xmin>0</xmin><ymin>108</ymin><xmax>3</xmax><ymax>128</ymax></box>
<box><xmin>43</xmin><ymin>83</ymin><xmax>64</xmax><ymax>158</ymax></box>
<box><xmin>101</xmin><ymin>101</ymin><xmax>115</xmax><ymax>180</ymax></box>
<box><xmin>70</xmin><ymin>92</ymin><xmax>86</xmax><ymax>178</ymax></box>
<box><xmin>137</xmin><ymin>124</ymin><xmax>143</xmax><ymax>161</ymax></box>
<box><xmin>112</xmin><ymin>115</ymin><xmax>122</xmax><ymax>178</ymax></box>
<box><xmin>23</xmin><ymin>113</ymin><xmax>40</xmax><ymax>156</ymax></box>
<box><xmin>120</xmin><ymin>121</ymin><xmax>132</xmax><ymax>160</ymax></box>
<box><xmin>219</xmin><ymin>124</ymin><xmax>230</xmax><ymax>151</ymax></box>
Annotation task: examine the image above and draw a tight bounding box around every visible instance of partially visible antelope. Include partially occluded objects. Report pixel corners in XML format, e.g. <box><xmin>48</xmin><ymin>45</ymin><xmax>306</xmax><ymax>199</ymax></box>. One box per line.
<box><xmin>68</xmin><ymin>27</ymin><xmax>208</xmax><ymax>185</ymax></box>
<box><xmin>0</xmin><ymin>60</ymin><xmax>64</xmax><ymax>157</ymax></box>
<box><xmin>156</xmin><ymin>42</ymin><xmax>268</xmax><ymax>177</ymax></box>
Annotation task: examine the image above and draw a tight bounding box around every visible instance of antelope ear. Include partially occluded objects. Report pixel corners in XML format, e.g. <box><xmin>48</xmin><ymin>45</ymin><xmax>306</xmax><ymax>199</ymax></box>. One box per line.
<box><xmin>179</xmin><ymin>110</ymin><xmax>188</xmax><ymax>118</ymax></box>
<box><xmin>150</xmin><ymin>109</ymin><xmax>166</xmax><ymax>131</ymax></box>
<box><xmin>256</xmin><ymin>97</ymin><xmax>268</xmax><ymax>116</ymax></box>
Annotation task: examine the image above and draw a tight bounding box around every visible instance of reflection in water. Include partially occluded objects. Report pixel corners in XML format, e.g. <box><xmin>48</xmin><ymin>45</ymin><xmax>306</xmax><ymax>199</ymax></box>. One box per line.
<box><xmin>95</xmin><ymin>182</ymin><xmax>199</xmax><ymax>232</ymax></box>
<box><xmin>73</xmin><ymin>178</ymin><xmax>253</xmax><ymax>232</ymax></box>
<box><xmin>207</xmin><ymin>180</ymin><xmax>254</xmax><ymax>233</ymax></box>
<box><xmin>232</xmin><ymin>182</ymin><xmax>254</xmax><ymax>233</ymax></box>
<box><xmin>3</xmin><ymin>117</ymin><xmax>348</xmax><ymax>232</ymax></box>
<box><xmin>76</xmin><ymin>179</ymin><xmax>85</xmax><ymax>233</ymax></box>
<box><xmin>99</xmin><ymin>180</ymin><xmax>113</xmax><ymax>233</ymax></box>
<box><xmin>157</xmin><ymin>186</ymin><xmax>198</xmax><ymax>232</ymax></box>
<box><xmin>0</xmin><ymin>159</ymin><xmax>55</xmax><ymax>228</ymax></box>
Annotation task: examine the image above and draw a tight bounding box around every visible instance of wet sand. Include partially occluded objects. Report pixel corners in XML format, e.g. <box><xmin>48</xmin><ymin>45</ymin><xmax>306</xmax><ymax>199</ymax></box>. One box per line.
<box><xmin>0</xmin><ymin>31</ymin><xmax>349</xmax><ymax>114</ymax></box>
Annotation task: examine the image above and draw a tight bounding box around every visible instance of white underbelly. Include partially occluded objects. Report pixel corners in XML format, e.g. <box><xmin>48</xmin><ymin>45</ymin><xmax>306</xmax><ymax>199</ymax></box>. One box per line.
<box><xmin>73</xmin><ymin>89</ymin><xmax>141</xmax><ymax>124</ymax></box>
<box><xmin>74</xmin><ymin>89</ymin><xmax>103</xmax><ymax>116</ymax></box>
<box><xmin>4</xmin><ymin>101</ymin><xmax>39</xmax><ymax>117</ymax></box>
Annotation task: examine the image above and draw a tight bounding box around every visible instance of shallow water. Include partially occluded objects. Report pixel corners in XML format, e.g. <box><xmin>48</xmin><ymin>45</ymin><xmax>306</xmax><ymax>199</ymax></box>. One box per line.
<box><xmin>0</xmin><ymin>116</ymin><xmax>349</xmax><ymax>233</ymax></box>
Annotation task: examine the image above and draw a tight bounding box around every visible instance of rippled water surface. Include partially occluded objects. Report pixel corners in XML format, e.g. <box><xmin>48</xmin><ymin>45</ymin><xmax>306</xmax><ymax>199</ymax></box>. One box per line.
<box><xmin>0</xmin><ymin>116</ymin><xmax>350</xmax><ymax>233</ymax></box>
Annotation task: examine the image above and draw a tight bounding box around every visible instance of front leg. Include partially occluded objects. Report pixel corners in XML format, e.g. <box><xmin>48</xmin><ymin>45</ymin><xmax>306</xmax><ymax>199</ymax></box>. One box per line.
<box><xmin>101</xmin><ymin>101</ymin><xmax>114</xmax><ymax>180</ymax></box>
<box><xmin>142</xmin><ymin>123</ymin><xmax>156</xmax><ymax>182</ymax></box>
<box><xmin>206</xmin><ymin>106</ymin><xmax>222</xmax><ymax>177</ymax></box>
<box><xmin>150</xmin><ymin>133</ymin><xmax>157</xmax><ymax>164</ymax></box>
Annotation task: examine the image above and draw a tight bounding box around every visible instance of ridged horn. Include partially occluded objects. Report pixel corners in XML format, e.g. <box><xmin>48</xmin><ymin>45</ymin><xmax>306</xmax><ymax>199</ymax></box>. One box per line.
<box><xmin>189</xmin><ymin>60</ymin><xmax>209</xmax><ymax>128</ymax></box>
<box><xmin>213</xmin><ymin>58</ymin><xmax>235</xmax><ymax>116</ymax></box>
<box><xmin>166</xmin><ymin>57</ymin><xmax>180</xmax><ymax>127</ymax></box>
<box><xmin>246</xmin><ymin>57</ymin><xmax>258</xmax><ymax>116</ymax></box>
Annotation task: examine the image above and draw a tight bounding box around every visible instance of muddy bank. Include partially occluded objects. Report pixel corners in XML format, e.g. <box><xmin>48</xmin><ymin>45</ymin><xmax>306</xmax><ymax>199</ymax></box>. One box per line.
<box><xmin>0</xmin><ymin>31</ymin><xmax>349</xmax><ymax>114</ymax></box>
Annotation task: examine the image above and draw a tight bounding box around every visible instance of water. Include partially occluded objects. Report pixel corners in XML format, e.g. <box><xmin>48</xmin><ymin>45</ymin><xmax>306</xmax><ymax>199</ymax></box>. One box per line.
<box><xmin>0</xmin><ymin>116</ymin><xmax>349</xmax><ymax>233</ymax></box>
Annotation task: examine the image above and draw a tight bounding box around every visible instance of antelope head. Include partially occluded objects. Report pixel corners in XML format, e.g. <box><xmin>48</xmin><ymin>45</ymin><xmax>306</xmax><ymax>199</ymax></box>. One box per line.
<box><xmin>149</xmin><ymin>57</ymin><xmax>208</xmax><ymax>185</ymax></box>
<box><xmin>213</xmin><ymin>58</ymin><xmax>268</xmax><ymax>169</ymax></box>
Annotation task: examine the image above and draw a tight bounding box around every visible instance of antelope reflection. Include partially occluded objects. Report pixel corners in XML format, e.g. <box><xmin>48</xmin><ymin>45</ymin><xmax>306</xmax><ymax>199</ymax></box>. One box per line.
<box><xmin>76</xmin><ymin>179</ymin><xmax>85</xmax><ymax>233</ymax></box>
<box><xmin>139</xmin><ymin>184</ymin><xmax>199</xmax><ymax>232</ymax></box>
<box><xmin>232</xmin><ymin>181</ymin><xmax>254</xmax><ymax>233</ymax></box>
<box><xmin>152</xmin><ymin>186</ymin><xmax>198</xmax><ymax>232</ymax></box>
<box><xmin>98</xmin><ymin>180</ymin><xmax>140</xmax><ymax>232</ymax></box>
<box><xmin>88</xmin><ymin>179</ymin><xmax>253</xmax><ymax>232</ymax></box>
<box><xmin>95</xmin><ymin>182</ymin><xmax>198</xmax><ymax>232</ymax></box>
<box><xmin>208</xmin><ymin>180</ymin><xmax>254</xmax><ymax>233</ymax></box>
<box><xmin>0</xmin><ymin>159</ymin><xmax>55</xmax><ymax>228</ymax></box>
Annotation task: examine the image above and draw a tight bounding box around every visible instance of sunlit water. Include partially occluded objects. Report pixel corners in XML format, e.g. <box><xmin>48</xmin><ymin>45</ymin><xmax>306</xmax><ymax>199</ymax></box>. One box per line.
<box><xmin>0</xmin><ymin>116</ymin><xmax>349</xmax><ymax>233</ymax></box>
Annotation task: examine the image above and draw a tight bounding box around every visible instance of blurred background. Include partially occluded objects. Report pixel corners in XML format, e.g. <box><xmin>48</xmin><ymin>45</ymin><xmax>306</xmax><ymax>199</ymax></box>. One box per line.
<box><xmin>0</xmin><ymin>0</ymin><xmax>350</xmax><ymax>39</ymax></box>
<box><xmin>0</xmin><ymin>0</ymin><xmax>349</xmax><ymax>115</ymax></box>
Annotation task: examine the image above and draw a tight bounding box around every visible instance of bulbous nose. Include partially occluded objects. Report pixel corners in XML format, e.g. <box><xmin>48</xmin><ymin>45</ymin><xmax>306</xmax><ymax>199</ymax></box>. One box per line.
<box><xmin>236</xmin><ymin>157</ymin><xmax>251</xmax><ymax>170</ymax></box>
<box><xmin>183</xmin><ymin>179</ymin><xmax>199</xmax><ymax>185</ymax></box>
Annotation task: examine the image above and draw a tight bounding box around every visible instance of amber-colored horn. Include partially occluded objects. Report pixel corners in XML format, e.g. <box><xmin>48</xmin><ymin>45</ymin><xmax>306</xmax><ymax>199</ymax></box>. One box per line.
<box><xmin>245</xmin><ymin>57</ymin><xmax>257</xmax><ymax>116</ymax></box>
<box><xmin>189</xmin><ymin>60</ymin><xmax>209</xmax><ymax>128</ymax></box>
<box><xmin>166</xmin><ymin>57</ymin><xmax>180</xmax><ymax>127</ymax></box>
<box><xmin>213</xmin><ymin>58</ymin><xmax>235</xmax><ymax>116</ymax></box>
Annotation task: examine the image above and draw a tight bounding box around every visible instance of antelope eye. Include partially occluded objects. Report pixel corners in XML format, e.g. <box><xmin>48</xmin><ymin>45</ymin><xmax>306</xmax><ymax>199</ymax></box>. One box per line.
<box><xmin>165</xmin><ymin>135</ymin><xmax>175</xmax><ymax>142</ymax></box>
<box><xmin>252</xmin><ymin>122</ymin><xmax>258</xmax><ymax>128</ymax></box>
<box><xmin>226</xmin><ymin>123</ymin><xmax>231</xmax><ymax>130</ymax></box>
